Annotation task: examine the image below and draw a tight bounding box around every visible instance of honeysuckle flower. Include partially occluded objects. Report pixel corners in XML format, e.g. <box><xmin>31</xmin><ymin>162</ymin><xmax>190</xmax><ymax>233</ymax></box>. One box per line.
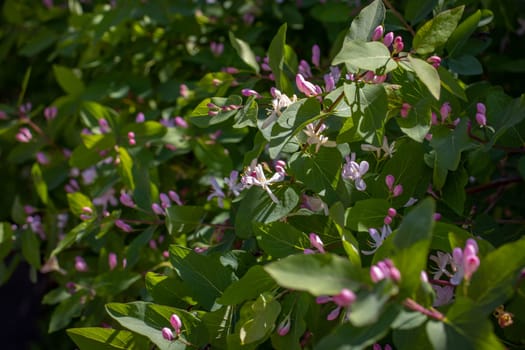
<box><xmin>115</xmin><ymin>219</ymin><xmax>133</xmax><ymax>232</ymax></box>
<box><xmin>312</xmin><ymin>44</ymin><xmax>321</xmax><ymax>68</ymax></box>
<box><xmin>136</xmin><ymin>112</ymin><xmax>145</xmax><ymax>123</ymax></box>
<box><xmin>168</xmin><ymin>190</ymin><xmax>183</xmax><ymax>206</ymax></box>
<box><xmin>36</xmin><ymin>152</ymin><xmax>50</xmax><ymax>165</ymax></box>
<box><xmin>162</xmin><ymin>327</ymin><xmax>174</xmax><ymax>341</ymax></box>
<box><xmin>385</xmin><ymin>174</ymin><xmax>395</xmax><ymax>191</ymax></box>
<box><xmin>296</xmin><ymin>73</ymin><xmax>322</xmax><ymax>97</ymax></box>
<box><xmin>392</xmin><ymin>184</ymin><xmax>403</xmax><ymax>197</ymax></box>
<box><xmin>432</xmin><ymin>285</ymin><xmax>454</xmax><ymax>307</ymax></box>
<box><xmin>241</xmin><ymin>88</ymin><xmax>261</xmax><ymax>98</ymax></box>
<box><xmin>370</xmin><ymin>259</ymin><xmax>401</xmax><ymax>283</ymax></box>
<box><xmin>403</xmin><ymin>197</ymin><xmax>418</xmax><ymax>207</ymax></box>
<box><xmin>210</xmin><ymin>41</ymin><xmax>224</xmax><ymax>56</ymax></box>
<box><xmin>152</xmin><ymin>203</ymin><xmax>165</xmax><ymax>216</ymax></box>
<box><xmin>324</xmin><ymin>73</ymin><xmax>335</xmax><ymax>92</ymax></box>
<box><xmin>372</xmin><ymin>25</ymin><xmax>384</xmax><ymax>41</ymax></box>
<box><xmin>450</xmin><ymin>238</ymin><xmax>480</xmax><ymax>285</ymax></box>
<box><xmin>361</xmin><ymin>136</ymin><xmax>396</xmax><ymax>158</ymax></box>
<box><xmin>341</xmin><ymin>153</ymin><xmax>369</xmax><ymax>191</ymax></box>
<box><xmin>160</xmin><ymin>193</ymin><xmax>171</xmax><ymax>208</ymax></box>
<box><xmin>127</xmin><ymin>131</ymin><xmax>136</xmax><ymax>145</ymax></box>
<box><xmin>170</xmin><ymin>314</ymin><xmax>182</xmax><ymax>335</ymax></box>
<box><xmin>429</xmin><ymin>251</ymin><xmax>454</xmax><ymax>280</ymax></box>
<box><xmin>262</xmin><ymin>88</ymin><xmax>297</xmax><ymax>129</ymax></box>
<box><xmin>179</xmin><ymin>83</ymin><xmax>189</xmax><ymax>98</ymax></box>
<box><xmin>93</xmin><ymin>188</ymin><xmax>118</xmax><ymax>209</ymax></box>
<box><xmin>362</xmin><ymin>225</ymin><xmax>392</xmax><ymax>255</ymax></box>
<box><xmin>316</xmin><ymin>288</ymin><xmax>356</xmax><ymax>321</ymax></box>
<box><xmin>222</xmin><ymin>170</ymin><xmax>242</xmax><ymax>197</ymax></box>
<box><xmin>393</xmin><ymin>36</ymin><xmax>404</xmax><ymax>53</ymax></box>
<box><xmin>304</xmin><ymin>233</ymin><xmax>325</xmax><ymax>254</ymax></box>
<box><xmin>241</xmin><ymin>161</ymin><xmax>285</xmax><ymax>203</ymax></box>
<box><xmin>207</xmin><ymin>177</ymin><xmax>226</xmax><ymax>208</ymax></box>
<box><xmin>16</xmin><ymin>127</ymin><xmax>33</xmax><ymax>143</ymax></box>
<box><xmin>303</xmin><ymin>122</ymin><xmax>336</xmax><ymax>153</ymax></box>
<box><xmin>174</xmin><ymin>116</ymin><xmax>188</xmax><ymax>128</ymax></box>
<box><xmin>427</xmin><ymin>55</ymin><xmax>441</xmax><ymax>68</ymax></box>
<box><xmin>75</xmin><ymin>256</ymin><xmax>88</xmax><ymax>272</ymax></box>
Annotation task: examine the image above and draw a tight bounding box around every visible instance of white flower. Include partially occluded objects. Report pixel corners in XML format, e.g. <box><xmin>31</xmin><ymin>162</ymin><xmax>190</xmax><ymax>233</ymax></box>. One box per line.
<box><xmin>262</xmin><ymin>88</ymin><xmax>297</xmax><ymax>129</ymax></box>
<box><xmin>241</xmin><ymin>160</ymin><xmax>285</xmax><ymax>203</ymax></box>
<box><xmin>303</xmin><ymin>122</ymin><xmax>336</xmax><ymax>153</ymax></box>
<box><xmin>362</xmin><ymin>225</ymin><xmax>392</xmax><ymax>255</ymax></box>
<box><xmin>341</xmin><ymin>153</ymin><xmax>369</xmax><ymax>191</ymax></box>
<box><xmin>361</xmin><ymin>136</ymin><xmax>396</xmax><ymax>159</ymax></box>
<box><xmin>224</xmin><ymin>170</ymin><xmax>243</xmax><ymax>196</ymax></box>
<box><xmin>429</xmin><ymin>251</ymin><xmax>453</xmax><ymax>280</ymax></box>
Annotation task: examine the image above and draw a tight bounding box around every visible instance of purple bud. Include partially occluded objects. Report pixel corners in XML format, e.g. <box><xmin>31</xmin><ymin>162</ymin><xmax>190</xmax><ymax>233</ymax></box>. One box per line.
<box><xmin>393</xmin><ymin>36</ymin><xmax>404</xmax><ymax>53</ymax></box>
<box><xmin>136</xmin><ymin>112</ymin><xmax>145</xmax><ymax>123</ymax></box>
<box><xmin>174</xmin><ymin>116</ymin><xmax>188</xmax><ymax>128</ymax></box>
<box><xmin>393</xmin><ymin>184</ymin><xmax>403</xmax><ymax>197</ymax></box>
<box><xmin>296</xmin><ymin>73</ymin><xmax>320</xmax><ymax>97</ymax></box>
<box><xmin>440</xmin><ymin>102</ymin><xmax>452</xmax><ymax>122</ymax></box>
<box><xmin>98</xmin><ymin>118</ymin><xmax>110</xmax><ymax>133</ymax></box>
<box><xmin>44</xmin><ymin>106</ymin><xmax>58</xmax><ymax>120</ymax></box>
<box><xmin>309</xmin><ymin>233</ymin><xmax>325</xmax><ymax>253</ymax></box>
<box><xmin>115</xmin><ymin>219</ymin><xmax>133</xmax><ymax>232</ymax></box>
<box><xmin>168</xmin><ymin>191</ymin><xmax>183</xmax><ymax>206</ymax></box>
<box><xmin>327</xmin><ymin>306</ymin><xmax>342</xmax><ymax>321</ymax></box>
<box><xmin>161</xmin><ymin>327</ymin><xmax>174</xmax><ymax>341</ymax></box>
<box><xmin>277</xmin><ymin>317</ymin><xmax>291</xmax><ymax>336</ymax></box>
<box><xmin>170</xmin><ymin>314</ymin><xmax>182</xmax><ymax>335</ymax></box>
<box><xmin>241</xmin><ymin>88</ymin><xmax>261</xmax><ymax>98</ymax></box>
<box><xmin>75</xmin><ymin>256</ymin><xmax>88</xmax><ymax>272</ymax></box>
<box><xmin>36</xmin><ymin>152</ymin><xmax>50</xmax><ymax>165</ymax></box>
<box><xmin>383</xmin><ymin>32</ymin><xmax>394</xmax><ymax>47</ymax></box>
<box><xmin>475</xmin><ymin>113</ymin><xmax>487</xmax><ymax>126</ymax></box>
<box><xmin>384</xmin><ymin>215</ymin><xmax>393</xmax><ymax>225</ymax></box>
<box><xmin>433</xmin><ymin>213</ymin><xmax>442</xmax><ymax>221</ymax></box>
<box><xmin>372</xmin><ymin>25</ymin><xmax>384</xmax><ymax>41</ymax></box>
<box><xmin>370</xmin><ymin>265</ymin><xmax>386</xmax><ymax>282</ymax></box>
<box><xmin>427</xmin><ymin>55</ymin><xmax>441</xmax><ymax>68</ymax></box>
<box><xmin>387</xmin><ymin>208</ymin><xmax>397</xmax><ymax>217</ymax></box>
<box><xmin>152</xmin><ymin>203</ymin><xmax>165</xmax><ymax>216</ymax></box>
<box><xmin>476</xmin><ymin>103</ymin><xmax>486</xmax><ymax>114</ymax></box>
<box><xmin>312</xmin><ymin>44</ymin><xmax>321</xmax><ymax>68</ymax></box>
<box><xmin>160</xmin><ymin>193</ymin><xmax>171</xmax><ymax>208</ymax></box>
<box><xmin>275</xmin><ymin>160</ymin><xmax>286</xmax><ymax>174</ymax></box>
<box><xmin>385</xmin><ymin>175</ymin><xmax>395</xmax><ymax>191</ymax></box>
<box><xmin>108</xmin><ymin>252</ymin><xmax>117</xmax><ymax>271</ymax></box>
<box><xmin>120</xmin><ymin>192</ymin><xmax>135</xmax><ymax>207</ymax></box>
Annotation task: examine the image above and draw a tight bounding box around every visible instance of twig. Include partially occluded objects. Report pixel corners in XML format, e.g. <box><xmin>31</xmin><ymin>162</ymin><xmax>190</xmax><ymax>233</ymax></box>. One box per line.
<box><xmin>383</xmin><ymin>0</ymin><xmax>416</xmax><ymax>36</ymax></box>
<box><xmin>403</xmin><ymin>298</ymin><xmax>445</xmax><ymax>321</ymax></box>
<box><xmin>465</xmin><ymin>176</ymin><xmax>522</xmax><ymax>194</ymax></box>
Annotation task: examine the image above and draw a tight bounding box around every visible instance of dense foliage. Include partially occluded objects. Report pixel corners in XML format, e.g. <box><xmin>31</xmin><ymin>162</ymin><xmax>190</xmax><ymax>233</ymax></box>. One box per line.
<box><xmin>1</xmin><ymin>0</ymin><xmax>525</xmax><ymax>349</ymax></box>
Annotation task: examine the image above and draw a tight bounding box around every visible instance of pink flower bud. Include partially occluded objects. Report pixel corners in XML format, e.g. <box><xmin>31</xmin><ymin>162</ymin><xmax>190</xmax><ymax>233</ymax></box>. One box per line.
<box><xmin>275</xmin><ymin>160</ymin><xmax>286</xmax><ymax>174</ymax></box>
<box><xmin>372</xmin><ymin>25</ymin><xmax>384</xmax><ymax>41</ymax></box>
<box><xmin>120</xmin><ymin>192</ymin><xmax>135</xmax><ymax>207</ymax></box>
<box><xmin>327</xmin><ymin>306</ymin><xmax>342</xmax><ymax>321</ymax></box>
<box><xmin>433</xmin><ymin>213</ymin><xmax>442</xmax><ymax>221</ymax></box>
<box><xmin>222</xmin><ymin>67</ymin><xmax>239</xmax><ymax>74</ymax></box>
<box><xmin>44</xmin><ymin>106</ymin><xmax>58</xmax><ymax>120</ymax></box>
<box><xmin>312</xmin><ymin>44</ymin><xmax>321</xmax><ymax>68</ymax></box>
<box><xmin>241</xmin><ymin>89</ymin><xmax>261</xmax><ymax>98</ymax></box>
<box><xmin>476</xmin><ymin>103</ymin><xmax>486</xmax><ymax>114</ymax></box>
<box><xmin>393</xmin><ymin>36</ymin><xmax>404</xmax><ymax>53</ymax></box>
<box><xmin>440</xmin><ymin>102</ymin><xmax>451</xmax><ymax>122</ymax></box>
<box><xmin>370</xmin><ymin>265</ymin><xmax>386</xmax><ymax>283</ymax></box>
<box><xmin>0</xmin><ymin>110</ymin><xmax>7</xmax><ymax>120</ymax></box>
<box><xmin>427</xmin><ymin>55</ymin><xmax>441</xmax><ymax>68</ymax></box>
<box><xmin>36</xmin><ymin>152</ymin><xmax>50</xmax><ymax>165</ymax></box>
<box><xmin>160</xmin><ymin>193</ymin><xmax>171</xmax><ymax>208</ymax></box>
<box><xmin>309</xmin><ymin>233</ymin><xmax>325</xmax><ymax>253</ymax></box>
<box><xmin>16</xmin><ymin>128</ymin><xmax>33</xmax><ymax>143</ymax></box>
<box><xmin>174</xmin><ymin>116</ymin><xmax>188</xmax><ymax>128</ymax></box>
<box><xmin>393</xmin><ymin>184</ymin><xmax>403</xmax><ymax>197</ymax></box>
<box><xmin>387</xmin><ymin>208</ymin><xmax>397</xmax><ymax>217</ymax></box>
<box><xmin>115</xmin><ymin>219</ymin><xmax>133</xmax><ymax>232</ymax></box>
<box><xmin>170</xmin><ymin>314</ymin><xmax>182</xmax><ymax>335</ymax></box>
<box><xmin>383</xmin><ymin>32</ymin><xmax>394</xmax><ymax>47</ymax></box>
<box><xmin>179</xmin><ymin>83</ymin><xmax>189</xmax><ymax>98</ymax></box>
<box><xmin>332</xmin><ymin>288</ymin><xmax>356</xmax><ymax>307</ymax></box>
<box><xmin>136</xmin><ymin>112</ymin><xmax>145</xmax><ymax>123</ymax></box>
<box><xmin>82</xmin><ymin>206</ymin><xmax>93</xmax><ymax>215</ymax></box>
<box><xmin>296</xmin><ymin>73</ymin><xmax>321</xmax><ymax>97</ymax></box>
<box><xmin>98</xmin><ymin>118</ymin><xmax>110</xmax><ymax>133</ymax></box>
<box><xmin>475</xmin><ymin>113</ymin><xmax>487</xmax><ymax>126</ymax></box>
<box><xmin>384</xmin><ymin>215</ymin><xmax>393</xmax><ymax>225</ymax></box>
<box><xmin>75</xmin><ymin>256</ymin><xmax>88</xmax><ymax>272</ymax></box>
<box><xmin>277</xmin><ymin>317</ymin><xmax>291</xmax><ymax>336</ymax></box>
<box><xmin>400</xmin><ymin>103</ymin><xmax>411</xmax><ymax>118</ymax></box>
<box><xmin>161</xmin><ymin>327</ymin><xmax>174</xmax><ymax>341</ymax></box>
<box><xmin>385</xmin><ymin>175</ymin><xmax>395</xmax><ymax>191</ymax></box>
<box><xmin>152</xmin><ymin>203</ymin><xmax>165</xmax><ymax>215</ymax></box>
<box><xmin>324</xmin><ymin>73</ymin><xmax>335</xmax><ymax>92</ymax></box>
<box><xmin>208</xmin><ymin>110</ymin><xmax>219</xmax><ymax>117</ymax></box>
<box><xmin>108</xmin><ymin>252</ymin><xmax>118</xmax><ymax>271</ymax></box>
<box><xmin>168</xmin><ymin>190</ymin><xmax>183</xmax><ymax>206</ymax></box>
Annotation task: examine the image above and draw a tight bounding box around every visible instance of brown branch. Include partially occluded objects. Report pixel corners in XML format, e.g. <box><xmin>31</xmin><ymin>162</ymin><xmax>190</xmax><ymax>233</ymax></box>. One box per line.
<box><xmin>465</xmin><ymin>176</ymin><xmax>522</xmax><ymax>194</ymax></box>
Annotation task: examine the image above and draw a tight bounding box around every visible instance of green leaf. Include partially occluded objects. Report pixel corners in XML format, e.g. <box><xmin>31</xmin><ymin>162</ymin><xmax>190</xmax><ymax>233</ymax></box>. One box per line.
<box><xmin>229</xmin><ymin>32</ymin><xmax>259</xmax><ymax>74</ymax></box>
<box><xmin>347</xmin><ymin>0</ymin><xmax>385</xmax><ymax>41</ymax></box>
<box><xmin>447</xmin><ymin>10</ymin><xmax>482</xmax><ymax>56</ymax></box>
<box><xmin>67</xmin><ymin>192</ymin><xmax>94</xmax><ymax>217</ymax></box>
<box><xmin>67</xmin><ymin>327</ymin><xmax>148</xmax><ymax>350</ymax></box>
<box><xmin>0</xmin><ymin>223</ymin><xmax>13</xmax><ymax>261</ymax></box>
<box><xmin>117</xmin><ymin>147</ymin><xmax>134</xmax><ymax>190</ymax></box>
<box><xmin>49</xmin><ymin>292</ymin><xmax>85</xmax><ymax>332</ymax></box>
<box><xmin>333</xmin><ymin>40</ymin><xmax>397</xmax><ymax>74</ymax></box>
<box><xmin>235</xmin><ymin>186</ymin><xmax>300</xmax><ymax>238</ymax></box>
<box><xmin>397</xmin><ymin>98</ymin><xmax>432</xmax><ymax>142</ymax></box>
<box><xmin>448</xmin><ymin>55</ymin><xmax>483</xmax><ymax>76</ymax></box>
<box><xmin>442</xmin><ymin>166</ymin><xmax>468</xmax><ymax>215</ymax></box>
<box><xmin>121</xmin><ymin>121</ymin><xmax>167</xmax><ymax>144</ymax></box>
<box><xmin>426</xmin><ymin>298</ymin><xmax>504</xmax><ymax>350</ymax></box>
<box><xmin>394</xmin><ymin>198</ymin><xmax>435</xmax><ymax>249</ymax></box>
<box><xmin>264</xmin><ymin>253</ymin><xmax>362</xmax><ymax>296</ymax></box>
<box><xmin>314</xmin><ymin>304</ymin><xmax>398</xmax><ymax>349</ymax></box>
<box><xmin>407</xmin><ymin>55</ymin><xmax>440</xmax><ymax>100</ymax></box>
<box><xmin>438</xmin><ymin>66</ymin><xmax>467</xmax><ymax>101</ymax></box>
<box><xmin>347</xmin><ymin>199</ymin><xmax>391</xmax><ymax>232</ymax></box>
<box><xmin>106</xmin><ymin>302</ymin><xmax>204</xmax><ymax>350</ymax></box>
<box><xmin>53</xmin><ymin>65</ymin><xmax>85</xmax><ymax>95</ymax></box>
<box><xmin>50</xmin><ymin>221</ymin><xmax>96</xmax><ymax>257</ymax></box>
<box><xmin>169</xmin><ymin>245</ymin><xmax>235</xmax><ymax>310</ymax></box>
<box><xmin>92</xmin><ymin>270</ymin><xmax>141</xmax><ymax>297</ymax></box>
<box><xmin>413</xmin><ymin>6</ymin><xmax>464</xmax><ymax>54</ymax></box>
<box><xmin>218</xmin><ymin>265</ymin><xmax>277</xmax><ymax>305</ymax></box>
<box><xmin>270</xmin><ymin>293</ymin><xmax>309</xmax><ymax>350</ymax></box>
<box><xmin>237</xmin><ymin>294</ymin><xmax>281</xmax><ymax>345</ymax></box>
<box><xmin>254</xmin><ymin>221</ymin><xmax>309</xmax><ymax>258</ymax></box>
<box><xmin>468</xmin><ymin>238</ymin><xmax>525</xmax><ymax>313</ymax></box>
<box><xmin>268</xmin><ymin>98</ymin><xmax>320</xmax><ymax>159</ymax></box>
<box><xmin>165</xmin><ymin>206</ymin><xmax>205</xmax><ymax>235</ymax></box>
<box><xmin>81</xmin><ymin>133</ymin><xmax>116</xmax><ymax>151</ymax></box>
<box><xmin>32</xmin><ymin>163</ymin><xmax>49</xmax><ymax>205</ymax></box>
<box><xmin>404</xmin><ymin>0</ymin><xmax>438</xmax><ymax>24</ymax></box>
<box><xmin>429</xmin><ymin>120</ymin><xmax>473</xmax><ymax>189</ymax></box>
<box><xmin>268</xmin><ymin>23</ymin><xmax>293</xmax><ymax>95</ymax></box>
<box><xmin>21</xmin><ymin>229</ymin><xmax>41</xmax><ymax>269</ymax></box>
<box><xmin>145</xmin><ymin>272</ymin><xmax>195</xmax><ymax>308</ymax></box>
<box><xmin>487</xmin><ymin>94</ymin><xmax>525</xmax><ymax>148</ymax></box>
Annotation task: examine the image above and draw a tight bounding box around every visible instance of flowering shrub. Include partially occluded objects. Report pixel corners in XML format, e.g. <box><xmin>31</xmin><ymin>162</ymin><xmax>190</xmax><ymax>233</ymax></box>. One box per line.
<box><xmin>1</xmin><ymin>0</ymin><xmax>525</xmax><ymax>349</ymax></box>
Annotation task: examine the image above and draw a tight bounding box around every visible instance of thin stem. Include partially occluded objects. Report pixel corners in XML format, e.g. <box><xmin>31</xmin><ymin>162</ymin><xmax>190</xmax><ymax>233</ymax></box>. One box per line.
<box><xmin>403</xmin><ymin>298</ymin><xmax>445</xmax><ymax>321</ymax></box>
<box><xmin>465</xmin><ymin>176</ymin><xmax>522</xmax><ymax>194</ymax></box>
<box><xmin>383</xmin><ymin>0</ymin><xmax>416</xmax><ymax>36</ymax></box>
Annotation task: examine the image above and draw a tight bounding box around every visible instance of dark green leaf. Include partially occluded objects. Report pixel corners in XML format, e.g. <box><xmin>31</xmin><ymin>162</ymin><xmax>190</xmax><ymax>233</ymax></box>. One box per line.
<box><xmin>0</xmin><ymin>223</ymin><xmax>13</xmax><ymax>261</ymax></box>
<box><xmin>49</xmin><ymin>292</ymin><xmax>85</xmax><ymax>332</ymax></box>
<box><xmin>229</xmin><ymin>32</ymin><xmax>259</xmax><ymax>73</ymax></box>
<box><xmin>448</xmin><ymin>55</ymin><xmax>483</xmax><ymax>76</ymax></box>
<box><xmin>218</xmin><ymin>265</ymin><xmax>277</xmax><ymax>305</ymax></box>
<box><xmin>447</xmin><ymin>10</ymin><xmax>482</xmax><ymax>56</ymax></box>
<box><xmin>442</xmin><ymin>166</ymin><xmax>468</xmax><ymax>215</ymax></box>
<box><xmin>268</xmin><ymin>24</ymin><xmax>293</xmax><ymax>95</ymax></box>
<box><xmin>165</xmin><ymin>206</ymin><xmax>205</xmax><ymax>235</ymax></box>
<box><xmin>53</xmin><ymin>65</ymin><xmax>85</xmax><ymax>95</ymax></box>
<box><xmin>254</xmin><ymin>221</ymin><xmax>309</xmax><ymax>258</ymax></box>
<box><xmin>21</xmin><ymin>229</ymin><xmax>41</xmax><ymax>269</ymax></box>
<box><xmin>67</xmin><ymin>327</ymin><xmax>148</xmax><ymax>350</ymax></box>
<box><xmin>347</xmin><ymin>199</ymin><xmax>391</xmax><ymax>232</ymax></box>
<box><xmin>438</xmin><ymin>66</ymin><xmax>467</xmax><ymax>101</ymax></box>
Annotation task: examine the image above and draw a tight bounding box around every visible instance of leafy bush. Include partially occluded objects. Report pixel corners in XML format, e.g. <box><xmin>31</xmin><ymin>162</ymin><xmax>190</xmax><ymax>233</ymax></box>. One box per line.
<box><xmin>1</xmin><ymin>0</ymin><xmax>525</xmax><ymax>349</ymax></box>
